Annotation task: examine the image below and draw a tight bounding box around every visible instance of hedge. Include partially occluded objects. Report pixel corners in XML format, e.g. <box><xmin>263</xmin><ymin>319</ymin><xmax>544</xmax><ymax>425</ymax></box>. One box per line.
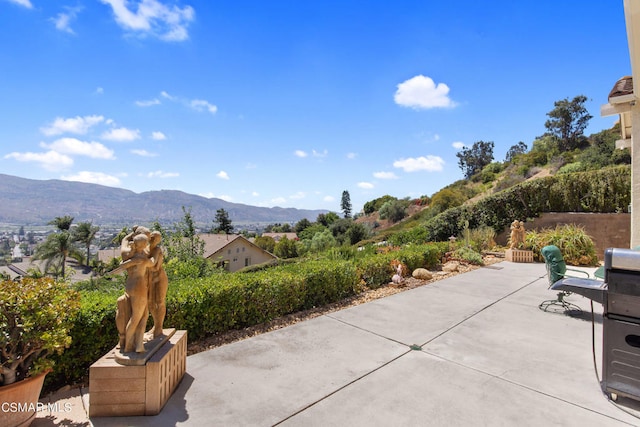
<box><xmin>46</xmin><ymin>243</ymin><xmax>448</xmax><ymax>392</ymax></box>
<box><xmin>421</xmin><ymin>165</ymin><xmax>630</xmax><ymax>243</ymax></box>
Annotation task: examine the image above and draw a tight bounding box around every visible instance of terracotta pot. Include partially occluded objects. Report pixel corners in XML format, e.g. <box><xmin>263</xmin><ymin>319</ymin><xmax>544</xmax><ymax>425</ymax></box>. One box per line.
<box><xmin>0</xmin><ymin>371</ymin><xmax>48</xmax><ymax>427</ymax></box>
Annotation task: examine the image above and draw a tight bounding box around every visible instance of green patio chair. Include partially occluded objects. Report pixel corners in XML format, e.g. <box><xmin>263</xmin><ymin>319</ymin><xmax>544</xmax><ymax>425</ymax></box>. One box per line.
<box><xmin>539</xmin><ymin>245</ymin><xmax>591</xmax><ymax>313</ymax></box>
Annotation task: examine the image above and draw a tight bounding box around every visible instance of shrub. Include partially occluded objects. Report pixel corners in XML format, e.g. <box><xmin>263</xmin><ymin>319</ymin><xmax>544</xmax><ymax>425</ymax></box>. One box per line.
<box><xmin>451</xmin><ymin>246</ymin><xmax>484</xmax><ymax>265</ymax></box>
<box><xmin>525</xmin><ymin>224</ymin><xmax>598</xmax><ymax>265</ymax></box>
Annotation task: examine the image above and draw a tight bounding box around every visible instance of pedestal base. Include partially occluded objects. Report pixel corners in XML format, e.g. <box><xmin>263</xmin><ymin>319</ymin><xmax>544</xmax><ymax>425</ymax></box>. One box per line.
<box><xmin>505</xmin><ymin>249</ymin><xmax>534</xmax><ymax>263</ymax></box>
<box><xmin>89</xmin><ymin>329</ymin><xmax>187</xmax><ymax>417</ymax></box>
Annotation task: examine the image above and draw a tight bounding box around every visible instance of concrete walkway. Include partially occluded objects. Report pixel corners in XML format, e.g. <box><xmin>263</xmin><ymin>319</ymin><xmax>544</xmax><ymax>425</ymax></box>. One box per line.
<box><xmin>34</xmin><ymin>261</ymin><xmax>640</xmax><ymax>426</ymax></box>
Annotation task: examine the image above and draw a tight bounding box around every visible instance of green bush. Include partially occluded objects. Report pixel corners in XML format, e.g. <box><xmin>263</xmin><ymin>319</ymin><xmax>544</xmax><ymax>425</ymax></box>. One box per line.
<box><xmin>525</xmin><ymin>224</ymin><xmax>598</xmax><ymax>266</ymax></box>
<box><xmin>46</xmin><ymin>289</ymin><xmax>117</xmax><ymax>392</ymax></box>
<box><xmin>451</xmin><ymin>246</ymin><xmax>484</xmax><ymax>265</ymax></box>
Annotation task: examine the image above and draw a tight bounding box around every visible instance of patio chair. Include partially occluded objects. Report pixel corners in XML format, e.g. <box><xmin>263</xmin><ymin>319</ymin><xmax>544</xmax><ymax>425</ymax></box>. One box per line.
<box><xmin>539</xmin><ymin>245</ymin><xmax>591</xmax><ymax>313</ymax></box>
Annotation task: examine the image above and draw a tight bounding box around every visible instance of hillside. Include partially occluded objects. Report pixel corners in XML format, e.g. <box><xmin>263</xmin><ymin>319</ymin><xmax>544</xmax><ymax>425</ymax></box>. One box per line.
<box><xmin>0</xmin><ymin>174</ymin><xmax>327</xmax><ymax>227</ymax></box>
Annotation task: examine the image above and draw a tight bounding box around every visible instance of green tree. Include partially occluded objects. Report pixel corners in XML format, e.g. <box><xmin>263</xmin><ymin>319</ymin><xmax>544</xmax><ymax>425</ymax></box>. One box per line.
<box><xmin>456</xmin><ymin>140</ymin><xmax>495</xmax><ymax>179</ymax></box>
<box><xmin>544</xmin><ymin>95</ymin><xmax>592</xmax><ymax>152</ymax></box>
<box><xmin>213</xmin><ymin>208</ymin><xmax>234</xmax><ymax>234</ymax></box>
<box><xmin>363</xmin><ymin>195</ymin><xmax>397</xmax><ymax>215</ymax></box>
<box><xmin>378</xmin><ymin>199</ymin><xmax>408</xmax><ymax>223</ymax></box>
<box><xmin>310</xmin><ymin>229</ymin><xmax>336</xmax><ymax>252</ymax></box>
<box><xmin>254</xmin><ymin>235</ymin><xmax>276</xmax><ymax>253</ymax></box>
<box><xmin>341</xmin><ymin>190</ymin><xmax>352</xmax><ymax>218</ymax></box>
<box><xmin>505</xmin><ymin>141</ymin><xmax>528</xmax><ymax>163</ymax></box>
<box><xmin>329</xmin><ymin>218</ymin><xmax>352</xmax><ymax>244</ymax></box>
<box><xmin>34</xmin><ymin>231</ymin><xmax>82</xmax><ymax>279</ymax></box>
<box><xmin>273</xmin><ymin>236</ymin><xmax>298</xmax><ymax>259</ymax></box>
<box><xmin>73</xmin><ymin>221</ymin><xmax>100</xmax><ymax>266</ymax></box>
<box><xmin>430</xmin><ymin>188</ymin><xmax>467</xmax><ymax>212</ymax></box>
<box><xmin>172</xmin><ymin>206</ymin><xmax>203</xmax><ymax>259</ymax></box>
<box><xmin>294</xmin><ymin>218</ymin><xmax>312</xmax><ymax>233</ymax></box>
<box><xmin>111</xmin><ymin>227</ymin><xmax>129</xmax><ymax>246</ymax></box>
<box><xmin>346</xmin><ymin>222</ymin><xmax>369</xmax><ymax>245</ymax></box>
<box><xmin>317</xmin><ymin>212</ymin><xmax>339</xmax><ymax>227</ymax></box>
<box><xmin>298</xmin><ymin>223</ymin><xmax>327</xmax><ymax>241</ymax></box>
<box><xmin>48</xmin><ymin>215</ymin><xmax>74</xmax><ymax>231</ymax></box>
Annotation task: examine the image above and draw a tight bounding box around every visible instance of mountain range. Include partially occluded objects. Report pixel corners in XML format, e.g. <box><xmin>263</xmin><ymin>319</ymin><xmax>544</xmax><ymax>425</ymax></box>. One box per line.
<box><xmin>0</xmin><ymin>174</ymin><xmax>328</xmax><ymax>227</ymax></box>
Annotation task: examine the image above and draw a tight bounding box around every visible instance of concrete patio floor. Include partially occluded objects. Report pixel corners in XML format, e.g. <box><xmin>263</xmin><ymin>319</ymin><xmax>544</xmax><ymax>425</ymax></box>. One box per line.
<box><xmin>33</xmin><ymin>261</ymin><xmax>640</xmax><ymax>426</ymax></box>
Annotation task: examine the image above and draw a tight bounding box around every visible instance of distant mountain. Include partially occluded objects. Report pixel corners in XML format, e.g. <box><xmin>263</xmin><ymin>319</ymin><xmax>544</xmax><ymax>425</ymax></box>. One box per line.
<box><xmin>0</xmin><ymin>174</ymin><xmax>328</xmax><ymax>227</ymax></box>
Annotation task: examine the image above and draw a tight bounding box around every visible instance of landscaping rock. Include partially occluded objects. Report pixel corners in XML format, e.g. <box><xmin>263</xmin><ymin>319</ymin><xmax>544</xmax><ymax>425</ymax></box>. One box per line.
<box><xmin>412</xmin><ymin>268</ymin><xmax>432</xmax><ymax>280</ymax></box>
<box><xmin>442</xmin><ymin>261</ymin><xmax>460</xmax><ymax>273</ymax></box>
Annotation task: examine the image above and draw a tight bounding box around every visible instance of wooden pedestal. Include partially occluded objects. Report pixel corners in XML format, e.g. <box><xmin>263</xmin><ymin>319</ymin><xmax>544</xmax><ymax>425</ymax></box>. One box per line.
<box><xmin>505</xmin><ymin>249</ymin><xmax>534</xmax><ymax>263</ymax></box>
<box><xmin>89</xmin><ymin>329</ymin><xmax>187</xmax><ymax>417</ymax></box>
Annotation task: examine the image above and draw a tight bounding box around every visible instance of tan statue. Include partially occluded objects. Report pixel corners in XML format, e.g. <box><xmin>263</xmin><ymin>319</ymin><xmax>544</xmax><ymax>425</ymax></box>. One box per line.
<box><xmin>113</xmin><ymin>232</ymin><xmax>153</xmax><ymax>353</ymax></box>
<box><xmin>508</xmin><ymin>220</ymin><xmax>526</xmax><ymax>249</ymax></box>
<box><xmin>147</xmin><ymin>231</ymin><xmax>168</xmax><ymax>339</ymax></box>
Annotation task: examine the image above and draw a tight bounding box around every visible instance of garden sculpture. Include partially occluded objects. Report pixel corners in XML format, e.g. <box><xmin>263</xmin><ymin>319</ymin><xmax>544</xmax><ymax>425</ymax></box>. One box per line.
<box><xmin>111</xmin><ymin>225</ymin><xmax>168</xmax><ymax>354</ymax></box>
<box><xmin>509</xmin><ymin>220</ymin><xmax>526</xmax><ymax>250</ymax></box>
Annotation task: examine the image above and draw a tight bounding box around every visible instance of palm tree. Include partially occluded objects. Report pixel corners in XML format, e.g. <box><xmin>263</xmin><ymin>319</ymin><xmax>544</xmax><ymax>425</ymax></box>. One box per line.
<box><xmin>48</xmin><ymin>215</ymin><xmax>74</xmax><ymax>231</ymax></box>
<box><xmin>73</xmin><ymin>221</ymin><xmax>100</xmax><ymax>266</ymax></box>
<box><xmin>111</xmin><ymin>227</ymin><xmax>129</xmax><ymax>246</ymax></box>
<box><xmin>33</xmin><ymin>231</ymin><xmax>82</xmax><ymax>279</ymax></box>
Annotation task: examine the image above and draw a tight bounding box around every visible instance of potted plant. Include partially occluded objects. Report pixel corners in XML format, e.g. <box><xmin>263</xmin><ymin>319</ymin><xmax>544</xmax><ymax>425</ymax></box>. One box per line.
<box><xmin>0</xmin><ymin>277</ymin><xmax>80</xmax><ymax>427</ymax></box>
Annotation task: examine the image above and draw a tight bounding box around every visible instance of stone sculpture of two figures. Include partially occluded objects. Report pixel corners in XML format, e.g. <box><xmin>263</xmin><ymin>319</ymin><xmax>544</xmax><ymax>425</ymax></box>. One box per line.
<box><xmin>110</xmin><ymin>226</ymin><xmax>168</xmax><ymax>355</ymax></box>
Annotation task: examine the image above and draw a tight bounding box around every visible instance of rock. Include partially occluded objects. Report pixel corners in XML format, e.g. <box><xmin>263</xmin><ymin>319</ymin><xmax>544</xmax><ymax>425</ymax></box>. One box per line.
<box><xmin>442</xmin><ymin>261</ymin><xmax>460</xmax><ymax>273</ymax></box>
<box><xmin>412</xmin><ymin>268</ymin><xmax>432</xmax><ymax>280</ymax></box>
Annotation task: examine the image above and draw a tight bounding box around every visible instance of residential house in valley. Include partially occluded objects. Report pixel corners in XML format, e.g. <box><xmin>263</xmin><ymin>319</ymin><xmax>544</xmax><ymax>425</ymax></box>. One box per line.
<box><xmin>200</xmin><ymin>233</ymin><xmax>277</xmax><ymax>272</ymax></box>
<box><xmin>261</xmin><ymin>232</ymin><xmax>298</xmax><ymax>242</ymax></box>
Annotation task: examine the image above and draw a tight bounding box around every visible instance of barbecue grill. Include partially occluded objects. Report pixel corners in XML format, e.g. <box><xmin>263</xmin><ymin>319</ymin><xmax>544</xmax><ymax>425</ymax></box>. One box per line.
<box><xmin>552</xmin><ymin>248</ymin><xmax>640</xmax><ymax>401</ymax></box>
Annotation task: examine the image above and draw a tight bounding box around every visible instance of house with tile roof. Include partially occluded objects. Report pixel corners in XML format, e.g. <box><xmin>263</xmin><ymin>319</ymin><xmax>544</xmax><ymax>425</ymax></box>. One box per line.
<box><xmin>199</xmin><ymin>233</ymin><xmax>277</xmax><ymax>272</ymax></box>
<box><xmin>261</xmin><ymin>232</ymin><xmax>298</xmax><ymax>242</ymax></box>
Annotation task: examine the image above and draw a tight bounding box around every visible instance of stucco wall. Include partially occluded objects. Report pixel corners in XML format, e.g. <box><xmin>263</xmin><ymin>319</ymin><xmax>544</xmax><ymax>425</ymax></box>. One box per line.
<box><xmin>496</xmin><ymin>212</ymin><xmax>630</xmax><ymax>260</ymax></box>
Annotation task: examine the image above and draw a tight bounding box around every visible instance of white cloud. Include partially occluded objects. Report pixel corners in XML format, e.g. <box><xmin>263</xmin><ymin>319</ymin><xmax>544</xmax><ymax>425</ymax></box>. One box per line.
<box><xmin>41</xmin><ymin>138</ymin><xmax>115</xmax><ymax>159</ymax></box>
<box><xmin>290</xmin><ymin>191</ymin><xmax>306</xmax><ymax>200</ymax></box>
<box><xmin>346</xmin><ymin>152</ymin><xmax>357</xmax><ymax>159</ymax></box>
<box><xmin>323</xmin><ymin>195</ymin><xmax>335</xmax><ymax>202</ymax></box>
<box><xmin>51</xmin><ymin>6</ymin><xmax>82</xmax><ymax>34</ymax></box>
<box><xmin>95</xmin><ymin>87</ymin><xmax>104</xmax><ymax>94</ymax></box>
<box><xmin>190</xmin><ymin>99</ymin><xmax>217</xmax><ymax>115</ymax></box>
<box><xmin>4</xmin><ymin>151</ymin><xmax>73</xmax><ymax>171</ymax></box>
<box><xmin>131</xmin><ymin>149</ymin><xmax>157</xmax><ymax>157</ymax></box>
<box><xmin>294</xmin><ymin>150</ymin><xmax>308</xmax><ymax>158</ymax></box>
<box><xmin>41</xmin><ymin>115</ymin><xmax>105</xmax><ymax>136</ymax></box>
<box><xmin>452</xmin><ymin>141</ymin><xmax>465</xmax><ymax>150</ymax></box>
<box><xmin>100</xmin><ymin>0</ymin><xmax>195</xmax><ymax>42</ymax></box>
<box><xmin>312</xmin><ymin>149</ymin><xmax>328</xmax><ymax>158</ymax></box>
<box><xmin>357</xmin><ymin>182</ymin><xmax>375</xmax><ymax>189</ymax></box>
<box><xmin>135</xmin><ymin>98</ymin><xmax>161</xmax><ymax>107</ymax></box>
<box><xmin>393</xmin><ymin>156</ymin><xmax>445</xmax><ymax>172</ymax></box>
<box><xmin>6</xmin><ymin>0</ymin><xmax>32</xmax><ymax>8</ymax></box>
<box><xmin>216</xmin><ymin>170</ymin><xmax>230</xmax><ymax>180</ymax></box>
<box><xmin>146</xmin><ymin>170</ymin><xmax>179</xmax><ymax>178</ymax></box>
<box><xmin>251</xmin><ymin>191</ymin><xmax>259</xmax><ymax>197</ymax></box>
<box><xmin>61</xmin><ymin>171</ymin><xmax>121</xmax><ymax>186</ymax></box>
<box><xmin>394</xmin><ymin>75</ymin><xmax>456</xmax><ymax>109</ymax></box>
<box><xmin>373</xmin><ymin>171</ymin><xmax>399</xmax><ymax>180</ymax></box>
<box><xmin>160</xmin><ymin>90</ymin><xmax>174</xmax><ymax>100</ymax></box>
<box><xmin>200</xmin><ymin>192</ymin><xmax>232</xmax><ymax>201</ymax></box>
<box><xmin>271</xmin><ymin>197</ymin><xmax>287</xmax><ymax>205</ymax></box>
<box><xmin>101</xmin><ymin>127</ymin><xmax>141</xmax><ymax>141</ymax></box>
<box><xmin>151</xmin><ymin>131</ymin><xmax>166</xmax><ymax>140</ymax></box>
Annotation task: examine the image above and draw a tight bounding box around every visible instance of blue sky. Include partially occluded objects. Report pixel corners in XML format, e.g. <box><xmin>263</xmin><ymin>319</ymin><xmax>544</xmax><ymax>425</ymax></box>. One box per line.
<box><xmin>0</xmin><ymin>0</ymin><xmax>632</xmax><ymax>214</ymax></box>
